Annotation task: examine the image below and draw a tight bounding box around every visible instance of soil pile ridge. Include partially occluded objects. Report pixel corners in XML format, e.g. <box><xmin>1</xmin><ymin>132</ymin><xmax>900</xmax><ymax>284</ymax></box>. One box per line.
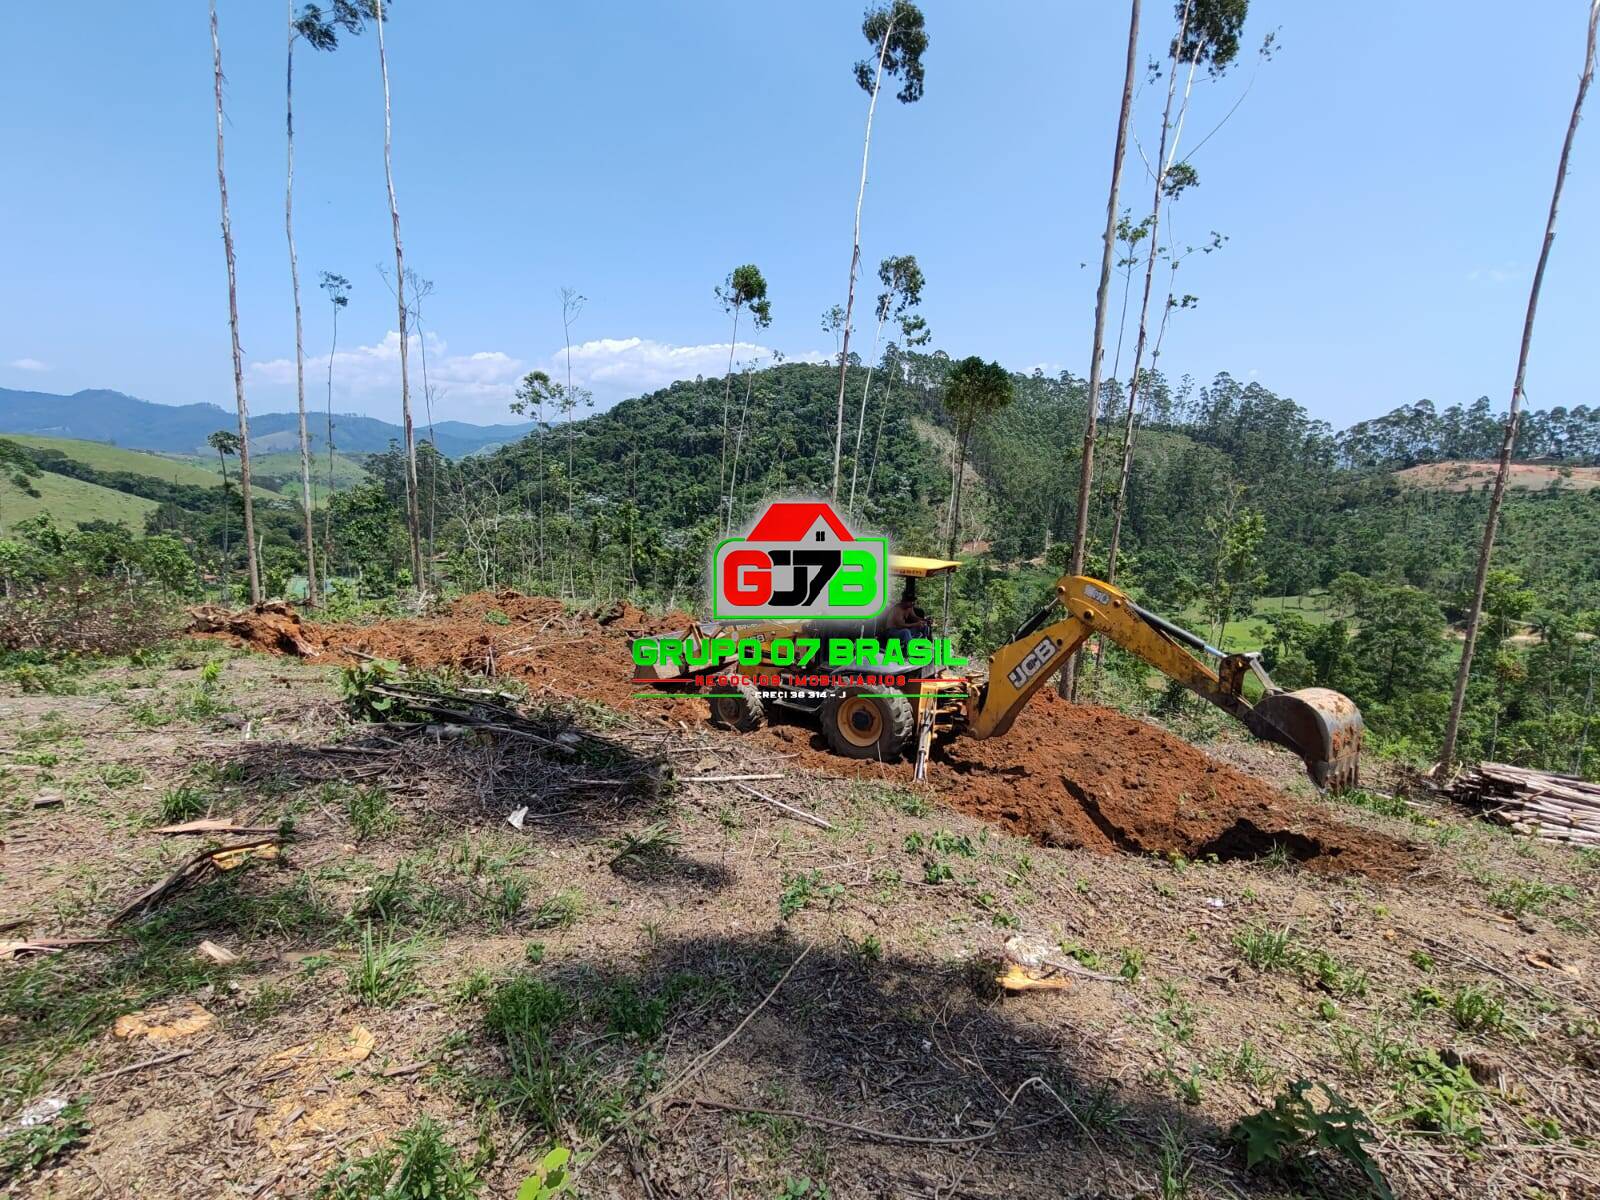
<box><xmin>197</xmin><ymin>596</ymin><xmax>1420</xmax><ymax>876</ymax></box>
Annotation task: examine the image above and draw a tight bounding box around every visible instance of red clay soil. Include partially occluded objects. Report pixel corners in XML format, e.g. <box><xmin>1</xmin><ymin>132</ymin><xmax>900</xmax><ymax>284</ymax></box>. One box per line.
<box><xmin>930</xmin><ymin>690</ymin><xmax>1420</xmax><ymax>877</ymax></box>
<box><xmin>195</xmin><ymin>595</ymin><xmax>1420</xmax><ymax>877</ymax></box>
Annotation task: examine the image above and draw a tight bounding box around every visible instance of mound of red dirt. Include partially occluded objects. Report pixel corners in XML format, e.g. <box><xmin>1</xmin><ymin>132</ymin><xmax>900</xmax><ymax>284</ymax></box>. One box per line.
<box><xmin>932</xmin><ymin>691</ymin><xmax>1420</xmax><ymax>876</ymax></box>
<box><xmin>197</xmin><ymin>595</ymin><xmax>1420</xmax><ymax>876</ymax></box>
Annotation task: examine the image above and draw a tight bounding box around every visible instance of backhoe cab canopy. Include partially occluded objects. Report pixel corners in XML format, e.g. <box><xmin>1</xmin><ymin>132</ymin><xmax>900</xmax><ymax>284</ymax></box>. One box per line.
<box><xmin>890</xmin><ymin>555</ymin><xmax>961</xmax><ymax>579</ymax></box>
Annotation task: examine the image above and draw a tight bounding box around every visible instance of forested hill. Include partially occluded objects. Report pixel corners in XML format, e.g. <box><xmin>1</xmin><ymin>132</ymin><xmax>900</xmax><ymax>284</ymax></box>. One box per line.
<box><xmin>449</xmin><ymin>356</ymin><xmax>1600</xmax><ymax>627</ymax></box>
<box><xmin>469</xmin><ymin>361</ymin><xmax>952</xmax><ymax>554</ymax></box>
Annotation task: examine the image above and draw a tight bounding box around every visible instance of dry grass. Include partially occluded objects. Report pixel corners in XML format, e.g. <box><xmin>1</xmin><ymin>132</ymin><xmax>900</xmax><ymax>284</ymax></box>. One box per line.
<box><xmin>2</xmin><ymin>650</ymin><xmax>1598</xmax><ymax>1198</ymax></box>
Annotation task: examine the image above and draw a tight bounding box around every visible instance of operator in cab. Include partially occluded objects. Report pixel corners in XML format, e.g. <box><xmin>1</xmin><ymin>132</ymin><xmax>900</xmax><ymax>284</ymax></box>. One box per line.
<box><xmin>886</xmin><ymin>582</ymin><xmax>931</xmax><ymax>650</ymax></box>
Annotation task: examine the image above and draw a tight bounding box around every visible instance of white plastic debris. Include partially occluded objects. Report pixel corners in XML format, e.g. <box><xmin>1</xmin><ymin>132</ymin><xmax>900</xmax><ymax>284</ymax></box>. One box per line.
<box><xmin>0</xmin><ymin>1097</ymin><xmax>68</xmax><ymax>1137</ymax></box>
<box><xmin>1203</xmin><ymin>897</ymin><xmax>1227</xmax><ymax>910</ymax></box>
<box><xmin>506</xmin><ymin>806</ymin><xmax>529</xmax><ymax>830</ymax></box>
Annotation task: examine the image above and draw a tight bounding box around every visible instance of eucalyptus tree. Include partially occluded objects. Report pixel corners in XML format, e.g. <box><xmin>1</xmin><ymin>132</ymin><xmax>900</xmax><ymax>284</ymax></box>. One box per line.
<box><xmin>556</xmin><ymin>288</ymin><xmax>592</xmax><ymax>554</ymax></box>
<box><xmin>726</xmin><ymin>349</ymin><xmax>784</xmax><ymax>538</ymax></box>
<box><xmin>714</xmin><ymin>264</ymin><xmax>772</xmax><ymax>516</ymax></box>
<box><xmin>830</xmin><ymin>1</ymin><xmax>928</xmax><ymax>501</ymax></box>
<box><xmin>847</xmin><ymin>254</ymin><xmax>923</xmax><ymax>516</ymax></box>
<box><xmin>1104</xmin><ymin>0</ymin><xmax>1250</xmax><ymax>586</ymax></box>
<box><xmin>207</xmin><ymin>429</ymin><xmax>240</xmax><ymax>591</ymax></box>
<box><xmin>510</xmin><ymin>369</ymin><xmax>559</xmax><ymax>579</ymax></box>
<box><xmin>941</xmin><ymin>357</ymin><xmax>1014</xmax><ymax>561</ymax></box>
<box><xmin>1442</xmin><ymin>0</ymin><xmax>1600</xmax><ymax>769</ymax></box>
<box><xmin>862</xmin><ymin>309</ymin><xmax>930</xmax><ymax>508</ymax></box>
<box><xmin>1061</xmin><ymin>0</ymin><xmax>1140</xmax><ymax>700</ymax></box>
<box><xmin>317</xmin><ymin>271</ymin><xmax>350</xmax><ymax>570</ymax></box>
<box><xmin>370</xmin><ymin>0</ymin><xmax>423</xmax><ymax>591</ymax></box>
<box><xmin>1109</xmin><ymin>211</ymin><xmax>1152</xmax><ymax>381</ymax></box>
<box><xmin>209</xmin><ymin>0</ymin><xmax>260</xmax><ymax>603</ymax></box>
<box><xmin>285</xmin><ymin>3</ymin><xmax>371</xmax><ymax>605</ymax></box>
<box><xmin>821</xmin><ymin>305</ymin><xmax>846</xmax><ymax>366</ymax></box>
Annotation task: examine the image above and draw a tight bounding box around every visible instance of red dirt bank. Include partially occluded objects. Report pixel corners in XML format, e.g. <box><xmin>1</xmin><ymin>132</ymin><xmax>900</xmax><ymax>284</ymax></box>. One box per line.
<box><xmin>193</xmin><ymin>594</ymin><xmax>1420</xmax><ymax>876</ymax></box>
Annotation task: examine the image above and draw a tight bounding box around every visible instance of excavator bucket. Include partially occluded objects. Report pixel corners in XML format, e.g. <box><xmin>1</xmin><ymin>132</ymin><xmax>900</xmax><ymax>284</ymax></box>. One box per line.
<box><xmin>1246</xmin><ymin>687</ymin><xmax>1364</xmax><ymax>792</ymax></box>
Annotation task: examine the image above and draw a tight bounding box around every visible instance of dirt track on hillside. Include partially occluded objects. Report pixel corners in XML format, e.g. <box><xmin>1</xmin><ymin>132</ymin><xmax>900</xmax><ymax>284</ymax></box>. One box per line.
<box><xmin>194</xmin><ymin>594</ymin><xmax>1420</xmax><ymax>877</ymax></box>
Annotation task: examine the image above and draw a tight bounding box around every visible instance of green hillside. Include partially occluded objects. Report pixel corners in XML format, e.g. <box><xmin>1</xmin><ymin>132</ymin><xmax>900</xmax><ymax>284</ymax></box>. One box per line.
<box><xmin>247</xmin><ymin>450</ymin><xmax>369</xmax><ymax>498</ymax></box>
<box><xmin>4</xmin><ymin>435</ymin><xmax>236</xmax><ymax>489</ymax></box>
<box><xmin>0</xmin><ymin>466</ymin><xmax>159</xmax><ymax>529</ymax></box>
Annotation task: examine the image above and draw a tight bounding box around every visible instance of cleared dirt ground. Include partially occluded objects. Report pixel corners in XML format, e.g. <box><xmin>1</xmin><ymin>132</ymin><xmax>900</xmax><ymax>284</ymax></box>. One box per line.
<box><xmin>3</xmin><ymin>598</ymin><xmax>1599</xmax><ymax>1199</ymax></box>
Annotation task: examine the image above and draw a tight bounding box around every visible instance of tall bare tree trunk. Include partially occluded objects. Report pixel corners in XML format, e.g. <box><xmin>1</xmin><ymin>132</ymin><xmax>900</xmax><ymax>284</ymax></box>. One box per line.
<box><xmin>285</xmin><ymin>10</ymin><xmax>317</xmax><ymax>607</ymax></box>
<box><xmin>847</xmin><ymin>307</ymin><xmax>888</xmax><ymax>517</ymax></box>
<box><xmin>718</xmin><ymin>302</ymin><xmax>742</xmax><ymax>523</ymax></box>
<box><xmin>373</xmin><ymin>0</ymin><xmax>424</xmax><ymax>593</ymax></box>
<box><xmin>831</xmin><ymin>19</ymin><xmax>894</xmax><ymax>501</ymax></box>
<box><xmin>1105</xmin><ymin>3</ymin><xmax>1197</xmax><ymax>588</ymax></box>
<box><xmin>862</xmin><ymin>344</ymin><xmax>901</xmax><ymax>505</ymax></box>
<box><xmin>324</xmin><ymin>300</ymin><xmax>340</xmax><ymax>578</ymax></box>
<box><xmin>211</xmin><ymin>1</ymin><xmax>260</xmax><ymax>605</ymax></box>
<box><xmin>1440</xmin><ymin>0</ymin><xmax>1598</xmax><ymax>769</ymax></box>
<box><xmin>1060</xmin><ymin>0</ymin><xmax>1140</xmax><ymax>699</ymax></box>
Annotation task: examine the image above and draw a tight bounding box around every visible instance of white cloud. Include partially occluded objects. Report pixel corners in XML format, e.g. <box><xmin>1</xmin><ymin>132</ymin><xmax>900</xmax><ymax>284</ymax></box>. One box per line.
<box><xmin>1466</xmin><ymin>265</ymin><xmax>1519</xmax><ymax>284</ymax></box>
<box><xmin>250</xmin><ymin>331</ymin><xmax>526</xmax><ymax>421</ymax></box>
<box><xmin>7</xmin><ymin>357</ymin><xmax>48</xmax><ymax>372</ymax></box>
<box><xmin>547</xmin><ymin>337</ymin><xmax>826</xmax><ymax>406</ymax></box>
<box><xmin>251</xmin><ymin>331</ymin><xmax>827</xmax><ymax>421</ymax></box>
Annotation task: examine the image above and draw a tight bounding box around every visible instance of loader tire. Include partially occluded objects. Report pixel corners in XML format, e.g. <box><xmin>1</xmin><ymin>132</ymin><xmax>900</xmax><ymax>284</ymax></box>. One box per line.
<box><xmin>821</xmin><ymin>686</ymin><xmax>915</xmax><ymax>760</ymax></box>
<box><xmin>709</xmin><ymin>680</ymin><xmax>766</xmax><ymax>732</ymax></box>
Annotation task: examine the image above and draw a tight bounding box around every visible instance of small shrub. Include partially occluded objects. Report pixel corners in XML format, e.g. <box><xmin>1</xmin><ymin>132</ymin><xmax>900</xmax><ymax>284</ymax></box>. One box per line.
<box><xmin>1395</xmin><ymin>1051</ymin><xmax>1482</xmax><ymax>1141</ymax></box>
<box><xmin>608</xmin><ymin>823</ymin><xmax>680</xmax><ymax>874</ymax></box>
<box><xmin>347</xmin><ymin>924</ymin><xmax>417</xmax><ymax>1007</ymax></box>
<box><xmin>1449</xmin><ymin>985</ymin><xmax>1513</xmax><ymax>1035</ymax></box>
<box><xmin>1488</xmin><ymin>877</ymin><xmax>1571</xmax><ymax>917</ymax></box>
<box><xmin>1119</xmin><ymin>948</ymin><xmax>1146</xmax><ymax>982</ymax></box>
<box><xmin>928</xmin><ymin>829</ymin><xmax>975</xmax><ymax>857</ymax></box>
<box><xmin>1231</xmin><ymin>1081</ymin><xmax>1391</xmax><ymax>1200</ymax></box>
<box><xmin>530</xmin><ymin>890</ymin><xmax>582</xmax><ymax>930</ymax></box>
<box><xmin>922</xmin><ymin>860</ymin><xmax>954</xmax><ymax>884</ymax></box>
<box><xmin>346</xmin><ymin>786</ymin><xmax>397</xmax><ymax>842</ymax></box>
<box><xmin>779</xmin><ymin>871</ymin><xmax>842</xmax><ymax>918</ymax></box>
<box><xmin>1235</xmin><ymin>924</ymin><xmax>1298</xmax><ymax>971</ymax></box>
<box><xmin>516</xmin><ymin>1147</ymin><xmax>576</xmax><ymax>1199</ymax></box>
<box><xmin>1307</xmin><ymin>950</ymin><xmax>1368</xmax><ymax>1000</ymax></box>
<box><xmin>158</xmin><ymin>786</ymin><xmax>209</xmax><ymax>824</ymax></box>
<box><xmin>315</xmin><ymin>1117</ymin><xmax>479</xmax><ymax>1200</ymax></box>
<box><xmin>482</xmin><ymin>876</ymin><xmax>530</xmax><ymax>929</ymax></box>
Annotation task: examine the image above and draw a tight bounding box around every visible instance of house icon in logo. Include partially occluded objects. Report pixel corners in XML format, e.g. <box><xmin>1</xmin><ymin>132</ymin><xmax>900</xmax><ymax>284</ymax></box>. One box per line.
<box><xmin>713</xmin><ymin>499</ymin><xmax>888</xmax><ymax>621</ymax></box>
<box><xmin>746</xmin><ymin>502</ymin><xmax>854</xmax><ymax>546</ymax></box>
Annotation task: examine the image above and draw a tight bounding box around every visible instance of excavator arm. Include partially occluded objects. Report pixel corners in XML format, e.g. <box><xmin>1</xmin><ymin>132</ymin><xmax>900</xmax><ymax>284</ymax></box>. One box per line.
<box><xmin>965</xmin><ymin>575</ymin><xmax>1364</xmax><ymax>791</ymax></box>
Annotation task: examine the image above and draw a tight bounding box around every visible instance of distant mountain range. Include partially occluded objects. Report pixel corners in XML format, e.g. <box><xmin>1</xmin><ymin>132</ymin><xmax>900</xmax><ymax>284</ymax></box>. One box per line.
<box><xmin>0</xmin><ymin>387</ymin><xmax>535</xmax><ymax>459</ymax></box>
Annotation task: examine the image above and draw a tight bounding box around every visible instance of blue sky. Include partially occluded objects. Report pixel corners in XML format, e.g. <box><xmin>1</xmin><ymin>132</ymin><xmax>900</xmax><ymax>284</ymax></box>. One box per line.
<box><xmin>1</xmin><ymin>1</ymin><xmax>1595</xmax><ymax>429</ymax></box>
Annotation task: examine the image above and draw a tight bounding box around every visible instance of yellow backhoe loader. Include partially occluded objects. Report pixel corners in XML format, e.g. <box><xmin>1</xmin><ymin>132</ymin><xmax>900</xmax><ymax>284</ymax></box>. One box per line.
<box><xmin>649</xmin><ymin>558</ymin><xmax>1363</xmax><ymax>791</ymax></box>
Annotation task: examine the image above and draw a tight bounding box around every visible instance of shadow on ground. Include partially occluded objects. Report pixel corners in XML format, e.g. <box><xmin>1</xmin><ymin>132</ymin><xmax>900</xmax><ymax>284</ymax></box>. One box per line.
<box><xmin>482</xmin><ymin>930</ymin><xmax>1371</xmax><ymax>1199</ymax></box>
